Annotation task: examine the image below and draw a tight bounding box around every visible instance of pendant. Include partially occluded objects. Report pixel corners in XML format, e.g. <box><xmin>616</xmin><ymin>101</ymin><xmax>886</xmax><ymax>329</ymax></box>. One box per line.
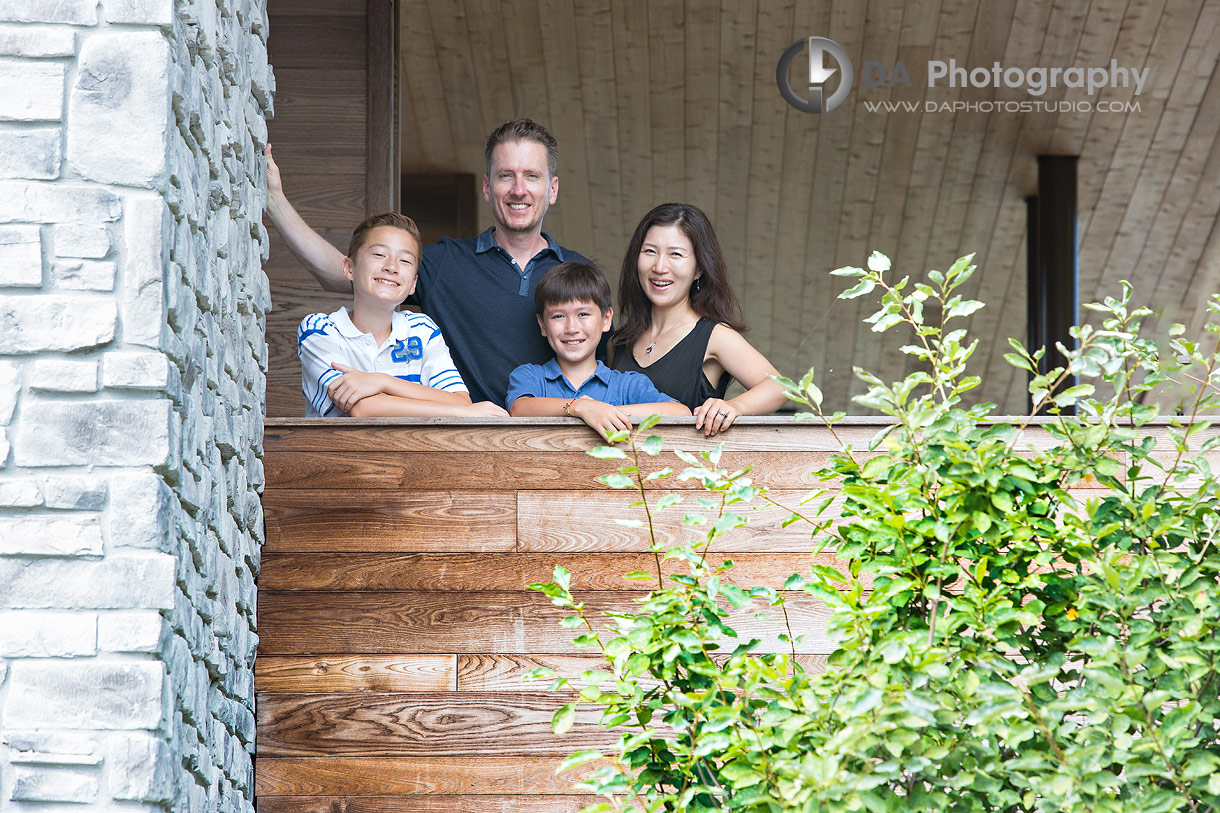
<box><xmin>645</xmin><ymin>341</ymin><xmax>656</xmax><ymax>356</ymax></box>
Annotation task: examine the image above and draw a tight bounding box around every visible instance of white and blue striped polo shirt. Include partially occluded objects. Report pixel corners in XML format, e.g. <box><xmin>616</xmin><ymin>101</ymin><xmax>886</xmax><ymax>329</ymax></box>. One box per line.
<box><xmin>298</xmin><ymin>307</ymin><xmax>467</xmax><ymax>417</ymax></box>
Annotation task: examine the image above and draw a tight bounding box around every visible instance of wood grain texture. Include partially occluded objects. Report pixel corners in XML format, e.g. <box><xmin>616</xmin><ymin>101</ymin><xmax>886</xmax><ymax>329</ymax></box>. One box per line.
<box><xmin>256</xmin><ymin>691</ymin><xmax>614</xmax><ymax>757</ymax></box>
<box><xmin>262</xmin><ymin>491</ymin><xmax>516</xmax><ymax>552</ymax></box>
<box><xmin>517</xmin><ymin>489</ymin><xmax>838</xmax><ymax>552</ymax></box>
<box><xmin>267</xmin><ymin>15</ymin><xmax>366</xmax><ymax>69</ymax></box>
<box><xmin>262</xmin><ymin>449</ymin><xmax>826</xmax><ymax>491</ymax></box>
<box><xmin>256</xmin><ymin>796</ymin><xmax>600</xmax><ymax>813</ymax></box>
<box><xmin>256</xmin><ymin>756</ymin><xmax>591</xmax><ymax>796</ymax></box>
<box><xmin>259</xmin><ymin>551</ymin><xmax>842</xmax><ymax>591</ymax></box>
<box><xmin>257</xmin><ymin>591</ymin><xmax>836</xmax><ymax>655</ymax></box>
<box><xmin>263</xmin><ymin>418</ymin><xmax>888</xmax><ymax>453</ymax></box>
<box><xmin>255</xmin><ymin>656</ymin><xmax>455</xmax><ymax>693</ymax></box>
<box><xmin>456</xmin><ymin>653</ymin><xmax>830</xmax><ymax>692</ymax></box>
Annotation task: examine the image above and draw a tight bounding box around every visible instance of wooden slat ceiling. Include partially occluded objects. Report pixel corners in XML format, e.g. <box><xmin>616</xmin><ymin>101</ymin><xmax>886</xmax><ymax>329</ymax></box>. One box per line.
<box><xmin>399</xmin><ymin>0</ymin><xmax>1220</xmax><ymax>414</ymax></box>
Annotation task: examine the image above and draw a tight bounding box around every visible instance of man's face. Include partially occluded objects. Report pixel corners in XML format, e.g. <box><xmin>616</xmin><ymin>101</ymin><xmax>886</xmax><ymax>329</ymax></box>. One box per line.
<box><xmin>483</xmin><ymin>139</ymin><xmax>559</xmax><ymax>236</ymax></box>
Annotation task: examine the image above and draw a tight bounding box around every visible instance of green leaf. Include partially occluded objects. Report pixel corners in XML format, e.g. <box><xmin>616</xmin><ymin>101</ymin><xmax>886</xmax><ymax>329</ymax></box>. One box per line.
<box><xmin>867</xmin><ymin>251</ymin><xmax>891</xmax><ymax>272</ymax></box>
<box><xmin>656</xmin><ymin>493</ymin><xmax>682</xmax><ymax>511</ymax></box>
<box><xmin>557</xmin><ymin>749</ymin><xmax>604</xmax><ymax>773</ymax></box>
<box><xmin>552</xmin><ymin>702</ymin><xmax>576</xmax><ymax>735</ymax></box>
<box><xmin>640</xmin><ymin>434</ymin><xmax>663</xmax><ymax>456</ymax></box>
<box><xmin>599</xmin><ymin>473</ymin><xmax>634</xmax><ymax>489</ymax></box>
<box><xmin>946</xmin><ymin>299</ymin><xmax>984</xmax><ymax>319</ymax></box>
<box><xmin>840</xmin><ymin>278</ymin><xmax>877</xmax><ymax>300</ymax></box>
<box><xmin>830</xmin><ymin>265</ymin><xmax>864</xmax><ymax>277</ymax></box>
<box><xmin>638</xmin><ymin>414</ymin><xmax>662</xmax><ymax>431</ymax></box>
<box><xmin>588</xmin><ymin>446</ymin><xmax>627</xmax><ymax>459</ymax></box>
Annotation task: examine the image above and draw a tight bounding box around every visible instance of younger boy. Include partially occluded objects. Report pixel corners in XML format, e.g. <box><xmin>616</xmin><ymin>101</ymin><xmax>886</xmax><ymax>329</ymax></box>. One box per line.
<box><xmin>507</xmin><ymin>262</ymin><xmax>690</xmax><ymax>437</ymax></box>
<box><xmin>298</xmin><ymin>212</ymin><xmax>509</xmax><ymax>418</ymax></box>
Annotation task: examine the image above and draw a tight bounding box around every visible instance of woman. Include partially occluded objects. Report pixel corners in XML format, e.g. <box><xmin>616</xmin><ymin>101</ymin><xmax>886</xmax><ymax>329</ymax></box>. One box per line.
<box><xmin>610</xmin><ymin>203</ymin><xmax>788</xmax><ymax>435</ymax></box>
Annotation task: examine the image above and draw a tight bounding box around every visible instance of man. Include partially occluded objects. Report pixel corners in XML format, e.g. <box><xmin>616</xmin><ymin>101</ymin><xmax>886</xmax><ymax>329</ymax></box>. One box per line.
<box><xmin>264</xmin><ymin>118</ymin><xmax>592</xmax><ymax>407</ymax></box>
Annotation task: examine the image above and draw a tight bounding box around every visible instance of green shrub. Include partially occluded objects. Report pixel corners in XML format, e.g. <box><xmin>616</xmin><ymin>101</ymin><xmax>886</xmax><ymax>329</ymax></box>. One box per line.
<box><xmin>531</xmin><ymin>253</ymin><xmax>1220</xmax><ymax>812</ymax></box>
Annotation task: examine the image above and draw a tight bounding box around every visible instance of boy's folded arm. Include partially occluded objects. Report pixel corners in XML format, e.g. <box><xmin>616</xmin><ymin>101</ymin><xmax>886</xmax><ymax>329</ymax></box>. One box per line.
<box><xmin>507</xmin><ymin>396</ymin><xmax>571</xmax><ymax>417</ymax></box>
<box><xmin>376</xmin><ymin>375</ymin><xmax>472</xmax><ymax>405</ymax></box>
<box><xmin>346</xmin><ymin>393</ymin><xmax>504</xmax><ymax>418</ymax></box>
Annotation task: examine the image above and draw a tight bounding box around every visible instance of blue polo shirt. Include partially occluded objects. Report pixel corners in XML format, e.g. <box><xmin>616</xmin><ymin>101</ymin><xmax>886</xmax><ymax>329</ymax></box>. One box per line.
<box><xmin>505</xmin><ymin>359</ymin><xmax>676</xmax><ymax>410</ymax></box>
<box><xmin>412</xmin><ymin>228</ymin><xmax>593</xmax><ymax>406</ymax></box>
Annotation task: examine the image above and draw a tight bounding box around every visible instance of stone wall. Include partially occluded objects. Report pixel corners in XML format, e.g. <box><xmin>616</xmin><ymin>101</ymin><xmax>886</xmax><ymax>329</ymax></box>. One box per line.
<box><xmin>0</xmin><ymin>1</ymin><xmax>272</xmax><ymax>810</ymax></box>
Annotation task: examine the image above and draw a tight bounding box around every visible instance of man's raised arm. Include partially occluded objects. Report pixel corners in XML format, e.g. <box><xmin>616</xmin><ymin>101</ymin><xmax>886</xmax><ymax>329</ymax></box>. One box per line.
<box><xmin>264</xmin><ymin>144</ymin><xmax>352</xmax><ymax>293</ymax></box>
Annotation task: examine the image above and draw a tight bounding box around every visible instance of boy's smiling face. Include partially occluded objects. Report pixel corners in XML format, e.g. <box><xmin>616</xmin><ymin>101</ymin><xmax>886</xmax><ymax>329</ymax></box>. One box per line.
<box><xmin>537</xmin><ymin>298</ymin><xmax>613</xmax><ymax>365</ymax></box>
<box><xmin>342</xmin><ymin>225</ymin><xmax>420</xmax><ymax>307</ymax></box>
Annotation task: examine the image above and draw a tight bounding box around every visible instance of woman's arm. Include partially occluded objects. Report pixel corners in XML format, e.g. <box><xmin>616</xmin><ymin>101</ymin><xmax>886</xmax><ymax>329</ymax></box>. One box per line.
<box><xmin>264</xmin><ymin>144</ymin><xmax>352</xmax><ymax>293</ymax></box>
<box><xmin>695</xmin><ymin>325</ymin><xmax>789</xmax><ymax>434</ymax></box>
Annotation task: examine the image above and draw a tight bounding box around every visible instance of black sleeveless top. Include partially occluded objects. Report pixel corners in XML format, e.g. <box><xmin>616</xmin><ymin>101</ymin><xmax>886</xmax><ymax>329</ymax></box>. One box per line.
<box><xmin>610</xmin><ymin>318</ymin><xmax>730</xmax><ymax>410</ymax></box>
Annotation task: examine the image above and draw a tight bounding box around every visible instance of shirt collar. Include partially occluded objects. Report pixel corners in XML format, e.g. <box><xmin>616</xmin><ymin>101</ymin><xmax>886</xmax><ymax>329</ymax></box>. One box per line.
<box><xmin>475</xmin><ymin>227</ymin><xmax>566</xmax><ymax>261</ymax></box>
<box><xmin>541</xmin><ymin>358</ymin><xmax>612</xmax><ymax>386</ymax></box>
<box><xmin>333</xmin><ymin>307</ymin><xmax>364</xmax><ymax>339</ymax></box>
<box><xmin>333</xmin><ymin>307</ymin><xmax>409</xmax><ymax>344</ymax></box>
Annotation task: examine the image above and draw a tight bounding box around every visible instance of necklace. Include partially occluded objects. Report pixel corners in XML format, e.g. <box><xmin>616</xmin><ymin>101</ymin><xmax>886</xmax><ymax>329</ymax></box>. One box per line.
<box><xmin>644</xmin><ymin>318</ymin><xmax>696</xmax><ymax>358</ymax></box>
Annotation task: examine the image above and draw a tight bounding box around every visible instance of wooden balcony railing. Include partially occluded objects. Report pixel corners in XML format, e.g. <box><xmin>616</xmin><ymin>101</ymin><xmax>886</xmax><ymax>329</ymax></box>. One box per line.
<box><xmin>252</xmin><ymin>417</ymin><xmax>893</xmax><ymax>811</ymax></box>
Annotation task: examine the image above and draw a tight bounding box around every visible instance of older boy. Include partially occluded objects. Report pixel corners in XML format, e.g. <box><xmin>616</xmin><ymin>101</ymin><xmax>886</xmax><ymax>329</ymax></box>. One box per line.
<box><xmin>507</xmin><ymin>262</ymin><xmax>689</xmax><ymax>438</ymax></box>
<box><xmin>298</xmin><ymin>212</ymin><xmax>508</xmax><ymax>418</ymax></box>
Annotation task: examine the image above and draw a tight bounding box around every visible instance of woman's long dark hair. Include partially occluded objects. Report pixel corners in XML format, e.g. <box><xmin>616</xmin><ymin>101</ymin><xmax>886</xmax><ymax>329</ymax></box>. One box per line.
<box><xmin>613</xmin><ymin>203</ymin><xmax>747</xmax><ymax>353</ymax></box>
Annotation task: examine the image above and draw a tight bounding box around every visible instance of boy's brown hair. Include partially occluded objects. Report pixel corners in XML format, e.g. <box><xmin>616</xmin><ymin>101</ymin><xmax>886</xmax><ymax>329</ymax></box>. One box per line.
<box><xmin>346</xmin><ymin>212</ymin><xmax>422</xmax><ymax>258</ymax></box>
<box><xmin>534</xmin><ymin>262</ymin><xmax>612</xmax><ymax>317</ymax></box>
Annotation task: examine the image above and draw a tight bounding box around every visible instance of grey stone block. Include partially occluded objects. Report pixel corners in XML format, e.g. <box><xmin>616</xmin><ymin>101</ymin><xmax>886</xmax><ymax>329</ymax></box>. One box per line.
<box><xmin>108</xmin><ymin>733</ymin><xmax>174</xmax><ymax>802</ymax></box>
<box><xmin>0</xmin><ymin>181</ymin><xmax>122</xmax><ymax>224</ymax></box>
<box><xmin>0</xmin><ymin>477</ymin><xmax>41</xmax><ymax>506</ymax></box>
<box><xmin>0</xmin><ymin>24</ymin><xmax>76</xmax><ymax>57</ymax></box>
<box><xmin>0</xmin><ymin>516</ymin><xmax>103</xmax><ymax>556</ymax></box>
<box><xmin>12</xmin><ymin>399</ymin><xmax>170</xmax><ymax>466</ymax></box>
<box><xmin>0</xmin><ymin>360</ymin><xmax>20</xmax><ymax>423</ymax></box>
<box><xmin>28</xmin><ymin>357</ymin><xmax>98</xmax><ymax>392</ymax></box>
<box><xmin>0</xmin><ymin>610</ymin><xmax>96</xmax><ymax>656</ymax></box>
<box><xmin>0</xmin><ymin>224</ymin><xmax>42</xmax><ymax>287</ymax></box>
<box><xmin>0</xmin><ymin>0</ymin><xmax>98</xmax><ymax>24</ymax></box>
<box><xmin>0</xmin><ymin>128</ymin><xmax>61</xmax><ymax>179</ymax></box>
<box><xmin>11</xmin><ymin>765</ymin><xmax>100</xmax><ymax>803</ymax></box>
<box><xmin>0</xmin><ymin>553</ymin><xmax>176</xmax><ymax>609</ymax></box>
<box><xmin>67</xmin><ymin>32</ymin><xmax>170</xmax><ymax>185</ymax></box>
<box><xmin>104</xmin><ymin>0</ymin><xmax>173</xmax><ymax>26</ymax></box>
<box><xmin>53</xmin><ymin>223</ymin><xmax>110</xmax><ymax>258</ymax></box>
<box><xmin>0</xmin><ymin>296</ymin><xmax>116</xmax><ymax>353</ymax></box>
<box><xmin>41</xmin><ymin>474</ymin><xmax>107</xmax><ymax>509</ymax></box>
<box><xmin>51</xmin><ymin>258</ymin><xmax>116</xmax><ymax>291</ymax></box>
<box><xmin>98</xmin><ymin>610</ymin><xmax>166</xmax><ymax>653</ymax></box>
<box><xmin>2</xmin><ymin>660</ymin><xmax>165</xmax><ymax>728</ymax></box>
<box><xmin>102</xmin><ymin>350</ymin><xmax>169</xmax><ymax>389</ymax></box>
<box><xmin>0</xmin><ymin>59</ymin><xmax>65</xmax><ymax>121</ymax></box>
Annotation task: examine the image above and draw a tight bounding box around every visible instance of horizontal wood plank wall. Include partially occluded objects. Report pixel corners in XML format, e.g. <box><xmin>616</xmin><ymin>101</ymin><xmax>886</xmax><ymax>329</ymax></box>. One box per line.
<box><xmin>256</xmin><ymin>418</ymin><xmax>858</xmax><ymax>811</ymax></box>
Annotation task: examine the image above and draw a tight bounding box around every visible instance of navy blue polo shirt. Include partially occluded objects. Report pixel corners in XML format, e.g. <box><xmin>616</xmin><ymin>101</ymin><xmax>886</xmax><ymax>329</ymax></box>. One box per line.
<box><xmin>411</xmin><ymin>228</ymin><xmax>592</xmax><ymax>406</ymax></box>
<box><xmin>505</xmin><ymin>359</ymin><xmax>675</xmax><ymax>410</ymax></box>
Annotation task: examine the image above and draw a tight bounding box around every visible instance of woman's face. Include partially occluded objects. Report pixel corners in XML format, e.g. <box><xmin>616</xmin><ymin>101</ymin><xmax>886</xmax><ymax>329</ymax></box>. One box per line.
<box><xmin>636</xmin><ymin>223</ymin><xmax>701</xmax><ymax>309</ymax></box>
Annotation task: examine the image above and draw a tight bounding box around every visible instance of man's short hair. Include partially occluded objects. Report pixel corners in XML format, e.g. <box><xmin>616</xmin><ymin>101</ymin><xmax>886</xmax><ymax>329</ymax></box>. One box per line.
<box><xmin>485</xmin><ymin>118</ymin><xmax>559</xmax><ymax>178</ymax></box>
<box><xmin>535</xmin><ymin>262</ymin><xmax>611</xmax><ymax>317</ymax></box>
<box><xmin>347</xmin><ymin>212</ymin><xmax>422</xmax><ymax>258</ymax></box>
